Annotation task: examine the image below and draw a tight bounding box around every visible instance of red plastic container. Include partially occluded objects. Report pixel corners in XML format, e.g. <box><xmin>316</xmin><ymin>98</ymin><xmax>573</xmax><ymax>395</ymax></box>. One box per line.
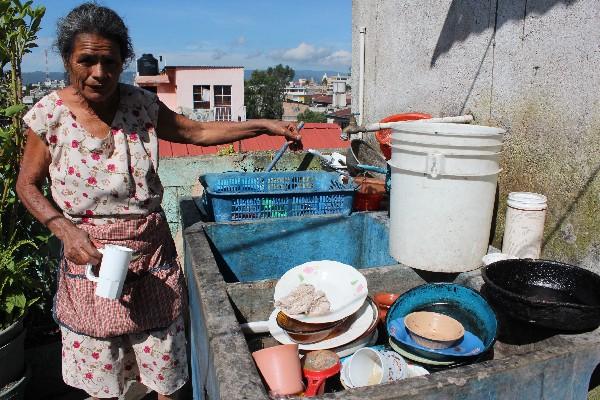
<box><xmin>353</xmin><ymin>177</ymin><xmax>386</xmax><ymax>211</ymax></box>
<box><xmin>375</xmin><ymin>113</ymin><xmax>432</xmax><ymax>160</ymax></box>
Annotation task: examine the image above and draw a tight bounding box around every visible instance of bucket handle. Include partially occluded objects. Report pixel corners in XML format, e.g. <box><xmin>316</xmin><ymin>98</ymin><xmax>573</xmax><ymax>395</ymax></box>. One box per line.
<box><xmin>388</xmin><ymin>158</ymin><xmax>502</xmax><ymax>178</ymax></box>
<box><xmin>390</xmin><ymin>143</ymin><xmax>502</xmax><ymax>157</ymax></box>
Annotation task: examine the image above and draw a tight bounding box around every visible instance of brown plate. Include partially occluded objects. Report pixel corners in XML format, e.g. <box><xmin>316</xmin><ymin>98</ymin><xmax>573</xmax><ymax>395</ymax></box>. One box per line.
<box><xmin>276</xmin><ymin>311</ymin><xmax>347</xmax><ymax>334</ymax></box>
<box><xmin>280</xmin><ymin>297</ymin><xmax>377</xmax><ymax>345</ymax></box>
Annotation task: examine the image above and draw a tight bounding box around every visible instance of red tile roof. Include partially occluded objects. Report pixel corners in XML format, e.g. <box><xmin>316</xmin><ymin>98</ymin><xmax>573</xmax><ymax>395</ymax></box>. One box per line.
<box><xmin>312</xmin><ymin>95</ymin><xmax>332</xmax><ymax>104</ymax></box>
<box><xmin>328</xmin><ymin>108</ymin><xmax>352</xmax><ymax>118</ymax></box>
<box><xmin>158</xmin><ymin>122</ymin><xmax>348</xmax><ymax>158</ymax></box>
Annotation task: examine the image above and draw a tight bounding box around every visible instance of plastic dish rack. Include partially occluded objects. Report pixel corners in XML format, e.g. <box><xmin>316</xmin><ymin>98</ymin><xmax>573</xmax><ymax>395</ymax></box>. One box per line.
<box><xmin>198</xmin><ymin>171</ymin><xmax>355</xmax><ymax>222</ymax></box>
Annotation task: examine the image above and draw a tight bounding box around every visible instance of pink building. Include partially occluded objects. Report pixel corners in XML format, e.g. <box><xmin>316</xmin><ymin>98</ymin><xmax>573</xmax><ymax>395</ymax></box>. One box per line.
<box><xmin>135</xmin><ymin>66</ymin><xmax>246</xmax><ymax>122</ymax></box>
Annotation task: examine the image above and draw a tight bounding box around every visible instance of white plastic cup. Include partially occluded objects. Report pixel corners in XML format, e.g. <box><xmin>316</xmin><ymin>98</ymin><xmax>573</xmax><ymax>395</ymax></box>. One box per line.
<box><xmin>347</xmin><ymin>348</ymin><xmax>407</xmax><ymax>387</ymax></box>
<box><xmin>502</xmin><ymin>192</ymin><xmax>547</xmax><ymax>259</ymax></box>
<box><xmin>85</xmin><ymin>244</ymin><xmax>133</xmax><ymax>299</ymax></box>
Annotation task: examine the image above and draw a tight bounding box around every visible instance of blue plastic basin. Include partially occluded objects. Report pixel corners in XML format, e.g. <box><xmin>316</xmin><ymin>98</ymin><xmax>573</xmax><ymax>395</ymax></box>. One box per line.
<box><xmin>202</xmin><ymin>212</ymin><xmax>397</xmax><ymax>282</ymax></box>
<box><xmin>385</xmin><ymin>283</ymin><xmax>497</xmax><ymax>361</ymax></box>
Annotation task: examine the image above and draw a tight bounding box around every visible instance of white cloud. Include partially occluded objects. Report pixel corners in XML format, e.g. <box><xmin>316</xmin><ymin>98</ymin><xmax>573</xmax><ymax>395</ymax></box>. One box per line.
<box><xmin>319</xmin><ymin>50</ymin><xmax>352</xmax><ymax>68</ymax></box>
<box><xmin>277</xmin><ymin>42</ymin><xmax>329</xmax><ymax>62</ymax></box>
<box><xmin>271</xmin><ymin>43</ymin><xmax>352</xmax><ymax>68</ymax></box>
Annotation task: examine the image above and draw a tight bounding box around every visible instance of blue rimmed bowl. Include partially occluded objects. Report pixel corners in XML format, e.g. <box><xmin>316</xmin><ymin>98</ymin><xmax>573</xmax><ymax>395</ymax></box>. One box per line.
<box><xmin>385</xmin><ymin>283</ymin><xmax>497</xmax><ymax>363</ymax></box>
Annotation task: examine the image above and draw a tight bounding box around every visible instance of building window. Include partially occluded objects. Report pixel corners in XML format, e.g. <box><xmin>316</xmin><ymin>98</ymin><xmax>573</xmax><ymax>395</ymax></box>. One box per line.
<box><xmin>193</xmin><ymin>85</ymin><xmax>210</xmax><ymax>109</ymax></box>
<box><xmin>214</xmin><ymin>85</ymin><xmax>232</xmax><ymax>107</ymax></box>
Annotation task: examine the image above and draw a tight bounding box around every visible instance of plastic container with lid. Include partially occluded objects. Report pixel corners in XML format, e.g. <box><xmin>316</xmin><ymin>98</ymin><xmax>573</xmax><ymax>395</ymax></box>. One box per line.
<box><xmin>501</xmin><ymin>192</ymin><xmax>548</xmax><ymax>259</ymax></box>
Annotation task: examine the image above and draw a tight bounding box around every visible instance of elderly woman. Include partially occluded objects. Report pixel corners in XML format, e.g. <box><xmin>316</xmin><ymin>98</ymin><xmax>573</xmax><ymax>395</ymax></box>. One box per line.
<box><xmin>16</xmin><ymin>3</ymin><xmax>300</xmax><ymax>400</ymax></box>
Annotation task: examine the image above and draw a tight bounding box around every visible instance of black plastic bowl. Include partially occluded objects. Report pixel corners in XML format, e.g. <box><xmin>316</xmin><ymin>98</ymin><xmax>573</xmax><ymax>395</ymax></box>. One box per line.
<box><xmin>482</xmin><ymin>259</ymin><xmax>600</xmax><ymax>331</ymax></box>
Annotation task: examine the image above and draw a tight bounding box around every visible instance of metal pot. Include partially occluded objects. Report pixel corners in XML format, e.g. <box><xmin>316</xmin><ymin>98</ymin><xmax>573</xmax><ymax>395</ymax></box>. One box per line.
<box><xmin>346</xmin><ymin>139</ymin><xmax>386</xmax><ymax>178</ymax></box>
<box><xmin>482</xmin><ymin>259</ymin><xmax>600</xmax><ymax>331</ymax></box>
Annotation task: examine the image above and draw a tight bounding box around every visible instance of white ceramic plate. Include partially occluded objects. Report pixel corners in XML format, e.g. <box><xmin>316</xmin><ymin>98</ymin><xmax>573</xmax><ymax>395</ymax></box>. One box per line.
<box><xmin>388</xmin><ymin>339</ymin><xmax>456</xmax><ymax>366</ymax></box>
<box><xmin>269</xmin><ymin>299</ymin><xmax>374</xmax><ymax>351</ymax></box>
<box><xmin>328</xmin><ymin>299</ymin><xmax>379</xmax><ymax>358</ymax></box>
<box><xmin>274</xmin><ymin>260</ymin><xmax>368</xmax><ymax>323</ymax></box>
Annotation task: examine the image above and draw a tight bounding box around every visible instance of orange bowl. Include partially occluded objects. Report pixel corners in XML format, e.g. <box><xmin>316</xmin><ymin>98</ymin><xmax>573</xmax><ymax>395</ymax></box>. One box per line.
<box><xmin>373</xmin><ymin>292</ymin><xmax>399</xmax><ymax>308</ymax></box>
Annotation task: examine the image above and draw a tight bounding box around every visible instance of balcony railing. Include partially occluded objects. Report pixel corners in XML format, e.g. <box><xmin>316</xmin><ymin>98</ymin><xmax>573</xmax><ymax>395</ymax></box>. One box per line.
<box><xmin>178</xmin><ymin>106</ymin><xmax>246</xmax><ymax>122</ymax></box>
<box><xmin>214</xmin><ymin>106</ymin><xmax>231</xmax><ymax>121</ymax></box>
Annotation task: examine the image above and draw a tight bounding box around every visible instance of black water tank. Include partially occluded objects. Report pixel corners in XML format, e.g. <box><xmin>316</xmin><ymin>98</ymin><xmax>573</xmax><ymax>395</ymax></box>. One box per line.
<box><xmin>137</xmin><ymin>54</ymin><xmax>158</xmax><ymax>76</ymax></box>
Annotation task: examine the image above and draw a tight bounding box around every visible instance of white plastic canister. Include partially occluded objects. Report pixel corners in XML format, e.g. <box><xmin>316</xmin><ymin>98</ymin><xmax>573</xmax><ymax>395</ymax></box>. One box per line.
<box><xmin>388</xmin><ymin>122</ymin><xmax>505</xmax><ymax>273</ymax></box>
<box><xmin>501</xmin><ymin>192</ymin><xmax>547</xmax><ymax>259</ymax></box>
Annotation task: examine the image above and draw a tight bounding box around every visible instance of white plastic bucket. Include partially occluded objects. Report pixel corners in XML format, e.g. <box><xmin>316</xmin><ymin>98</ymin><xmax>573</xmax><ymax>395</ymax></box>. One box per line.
<box><xmin>389</xmin><ymin>122</ymin><xmax>505</xmax><ymax>273</ymax></box>
<box><xmin>501</xmin><ymin>192</ymin><xmax>547</xmax><ymax>259</ymax></box>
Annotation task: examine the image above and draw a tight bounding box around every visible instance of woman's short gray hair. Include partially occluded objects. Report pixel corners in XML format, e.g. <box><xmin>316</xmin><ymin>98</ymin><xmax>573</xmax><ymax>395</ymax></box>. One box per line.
<box><xmin>56</xmin><ymin>2</ymin><xmax>134</xmax><ymax>66</ymax></box>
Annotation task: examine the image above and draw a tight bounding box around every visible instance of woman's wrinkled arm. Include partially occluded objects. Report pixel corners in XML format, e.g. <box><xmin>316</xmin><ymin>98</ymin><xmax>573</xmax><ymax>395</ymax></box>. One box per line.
<box><xmin>16</xmin><ymin>130</ymin><xmax>102</xmax><ymax>266</ymax></box>
<box><xmin>155</xmin><ymin>102</ymin><xmax>301</xmax><ymax>146</ymax></box>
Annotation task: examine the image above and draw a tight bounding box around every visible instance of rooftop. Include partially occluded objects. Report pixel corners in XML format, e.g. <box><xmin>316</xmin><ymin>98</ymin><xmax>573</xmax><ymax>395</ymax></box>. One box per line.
<box><xmin>158</xmin><ymin>122</ymin><xmax>348</xmax><ymax>158</ymax></box>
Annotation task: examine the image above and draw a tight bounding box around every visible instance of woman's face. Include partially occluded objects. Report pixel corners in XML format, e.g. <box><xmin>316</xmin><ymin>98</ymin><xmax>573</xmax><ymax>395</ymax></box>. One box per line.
<box><xmin>66</xmin><ymin>32</ymin><xmax>123</xmax><ymax>104</ymax></box>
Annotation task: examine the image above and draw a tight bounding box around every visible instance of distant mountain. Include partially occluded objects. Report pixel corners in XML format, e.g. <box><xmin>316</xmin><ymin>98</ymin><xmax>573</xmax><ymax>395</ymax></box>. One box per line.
<box><xmin>244</xmin><ymin>69</ymin><xmax>347</xmax><ymax>82</ymax></box>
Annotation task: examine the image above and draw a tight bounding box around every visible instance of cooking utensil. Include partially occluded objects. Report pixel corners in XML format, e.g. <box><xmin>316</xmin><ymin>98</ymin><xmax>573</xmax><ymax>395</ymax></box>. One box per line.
<box><xmin>481</xmin><ymin>259</ymin><xmax>600</xmax><ymax>331</ymax></box>
<box><xmin>265</xmin><ymin>121</ymin><xmax>304</xmax><ymax>172</ymax></box>
<box><xmin>302</xmin><ymin>350</ymin><xmax>341</xmax><ymax>396</ymax></box>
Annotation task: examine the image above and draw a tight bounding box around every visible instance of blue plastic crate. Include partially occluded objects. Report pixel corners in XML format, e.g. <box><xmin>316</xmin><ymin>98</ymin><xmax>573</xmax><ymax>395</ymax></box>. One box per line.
<box><xmin>198</xmin><ymin>171</ymin><xmax>355</xmax><ymax>222</ymax></box>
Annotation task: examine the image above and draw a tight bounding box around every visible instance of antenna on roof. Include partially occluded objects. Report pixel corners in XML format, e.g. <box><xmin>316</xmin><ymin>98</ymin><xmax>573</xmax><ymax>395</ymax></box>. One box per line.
<box><xmin>45</xmin><ymin>49</ymin><xmax>49</xmax><ymax>82</ymax></box>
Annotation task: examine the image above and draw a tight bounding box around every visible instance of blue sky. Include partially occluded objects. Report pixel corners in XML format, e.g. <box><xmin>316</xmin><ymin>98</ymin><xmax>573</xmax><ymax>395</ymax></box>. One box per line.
<box><xmin>22</xmin><ymin>0</ymin><xmax>352</xmax><ymax>73</ymax></box>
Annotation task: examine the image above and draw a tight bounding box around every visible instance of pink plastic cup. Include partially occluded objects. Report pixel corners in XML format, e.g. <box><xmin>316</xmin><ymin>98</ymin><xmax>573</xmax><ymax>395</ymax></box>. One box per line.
<box><xmin>252</xmin><ymin>344</ymin><xmax>304</xmax><ymax>396</ymax></box>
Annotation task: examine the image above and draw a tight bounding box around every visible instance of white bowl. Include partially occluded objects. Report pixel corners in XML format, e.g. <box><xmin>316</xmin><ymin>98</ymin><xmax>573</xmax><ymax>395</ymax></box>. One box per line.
<box><xmin>274</xmin><ymin>260</ymin><xmax>368</xmax><ymax>323</ymax></box>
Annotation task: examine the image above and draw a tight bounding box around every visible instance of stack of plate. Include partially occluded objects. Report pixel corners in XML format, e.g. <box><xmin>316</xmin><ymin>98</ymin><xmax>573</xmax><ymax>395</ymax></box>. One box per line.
<box><xmin>385</xmin><ymin>283</ymin><xmax>498</xmax><ymax>368</ymax></box>
<box><xmin>269</xmin><ymin>261</ymin><xmax>379</xmax><ymax>357</ymax></box>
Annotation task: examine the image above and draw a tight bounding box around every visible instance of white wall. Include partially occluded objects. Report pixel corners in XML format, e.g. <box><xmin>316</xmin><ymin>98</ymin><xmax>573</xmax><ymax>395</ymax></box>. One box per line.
<box><xmin>174</xmin><ymin>68</ymin><xmax>245</xmax><ymax>121</ymax></box>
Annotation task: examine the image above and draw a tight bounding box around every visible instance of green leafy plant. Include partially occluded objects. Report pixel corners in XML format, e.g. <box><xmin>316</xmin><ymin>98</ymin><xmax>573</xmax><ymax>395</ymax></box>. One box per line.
<box><xmin>297</xmin><ymin>109</ymin><xmax>327</xmax><ymax>123</ymax></box>
<box><xmin>245</xmin><ymin>64</ymin><xmax>295</xmax><ymax>119</ymax></box>
<box><xmin>0</xmin><ymin>0</ymin><xmax>50</xmax><ymax>331</ymax></box>
<box><xmin>0</xmin><ymin>227</ymin><xmax>39</xmax><ymax>329</ymax></box>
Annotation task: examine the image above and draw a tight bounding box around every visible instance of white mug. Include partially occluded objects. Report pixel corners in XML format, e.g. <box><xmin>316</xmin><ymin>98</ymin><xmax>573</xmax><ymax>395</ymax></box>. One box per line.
<box><xmin>85</xmin><ymin>244</ymin><xmax>134</xmax><ymax>299</ymax></box>
<box><xmin>347</xmin><ymin>348</ymin><xmax>407</xmax><ymax>387</ymax></box>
